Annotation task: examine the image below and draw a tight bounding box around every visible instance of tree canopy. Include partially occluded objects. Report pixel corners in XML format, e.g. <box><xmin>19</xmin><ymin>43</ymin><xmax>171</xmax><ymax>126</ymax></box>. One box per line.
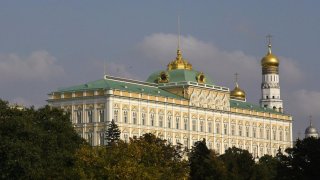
<box><xmin>76</xmin><ymin>133</ymin><xmax>189</xmax><ymax>179</ymax></box>
<box><xmin>1</xmin><ymin>99</ymin><xmax>320</xmax><ymax>179</ymax></box>
<box><xmin>0</xmin><ymin>99</ymin><xmax>85</xmax><ymax>179</ymax></box>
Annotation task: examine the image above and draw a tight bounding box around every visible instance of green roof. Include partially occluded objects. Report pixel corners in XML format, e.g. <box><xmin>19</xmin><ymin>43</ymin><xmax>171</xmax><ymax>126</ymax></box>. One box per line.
<box><xmin>230</xmin><ymin>100</ymin><xmax>285</xmax><ymax>115</ymax></box>
<box><xmin>146</xmin><ymin>69</ymin><xmax>214</xmax><ymax>85</ymax></box>
<box><xmin>54</xmin><ymin>76</ymin><xmax>185</xmax><ymax>100</ymax></box>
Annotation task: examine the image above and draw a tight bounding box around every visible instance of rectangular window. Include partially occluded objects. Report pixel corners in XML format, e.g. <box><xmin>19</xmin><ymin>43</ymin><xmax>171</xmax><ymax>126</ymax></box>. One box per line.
<box><xmin>176</xmin><ymin>117</ymin><xmax>180</xmax><ymax>129</ymax></box>
<box><xmin>260</xmin><ymin>128</ymin><xmax>264</xmax><ymax>139</ymax></box>
<box><xmin>76</xmin><ymin>111</ymin><xmax>82</xmax><ymax>124</ymax></box>
<box><xmin>113</xmin><ymin>110</ymin><xmax>119</xmax><ymax>122</ymax></box>
<box><xmin>192</xmin><ymin>120</ymin><xmax>196</xmax><ymax>131</ymax></box>
<box><xmin>239</xmin><ymin>126</ymin><xmax>242</xmax><ymax>136</ymax></box>
<box><xmin>224</xmin><ymin>124</ymin><xmax>228</xmax><ymax>135</ymax></box>
<box><xmin>99</xmin><ymin>132</ymin><xmax>105</xmax><ymax>145</ymax></box>
<box><xmin>285</xmin><ymin>131</ymin><xmax>289</xmax><ymax>141</ymax></box>
<box><xmin>273</xmin><ymin>130</ymin><xmax>276</xmax><ymax>140</ymax></box>
<box><xmin>159</xmin><ymin>115</ymin><xmax>163</xmax><ymax>127</ymax></box>
<box><xmin>253</xmin><ymin>127</ymin><xmax>256</xmax><ymax>138</ymax></box>
<box><xmin>200</xmin><ymin>121</ymin><xmax>204</xmax><ymax>132</ymax></box>
<box><xmin>142</xmin><ymin>113</ymin><xmax>146</xmax><ymax>125</ymax></box>
<box><xmin>88</xmin><ymin>110</ymin><xmax>93</xmax><ymax>123</ymax></box>
<box><xmin>88</xmin><ymin>133</ymin><xmax>93</xmax><ymax>146</ymax></box>
<box><xmin>123</xmin><ymin>110</ymin><xmax>128</xmax><ymax>123</ymax></box>
<box><xmin>150</xmin><ymin>113</ymin><xmax>155</xmax><ymax>126</ymax></box>
<box><xmin>99</xmin><ymin>110</ymin><xmax>104</xmax><ymax>122</ymax></box>
<box><xmin>132</xmin><ymin>112</ymin><xmax>137</xmax><ymax>124</ymax></box>
<box><xmin>266</xmin><ymin>129</ymin><xmax>270</xmax><ymax>140</ymax></box>
<box><xmin>167</xmin><ymin>116</ymin><xmax>172</xmax><ymax>128</ymax></box>
<box><xmin>231</xmin><ymin>125</ymin><xmax>235</xmax><ymax>136</ymax></box>
<box><xmin>216</xmin><ymin>123</ymin><xmax>220</xmax><ymax>134</ymax></box>
<box><xmin>280</xmin><ymin>131</ymin><xmax>283</xmax><ymax>141</ymax></box>
<box><xmin>246</xmin><ymin>126</ymin><xmax>250</xmax><ymax>137</ymax></box>
<box><xmin>208</xmin><ymin>122</ymin><xmax>212</xmax><ymax>133</ymax></box>
<box><xmin>184</xmin><ymin>118</ymin><xmax>188</xmax><ymax>130</ymax></box>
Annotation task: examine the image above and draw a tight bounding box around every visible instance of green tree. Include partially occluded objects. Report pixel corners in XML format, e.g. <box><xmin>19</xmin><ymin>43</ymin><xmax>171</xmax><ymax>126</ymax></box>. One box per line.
<box><xmin>252</xmin><ymin>154</ymin><xmax>279</xmax><ymax>180</ymax></box>
<box><xmin>189</xmin><ymin>139</ymin><xmax>226</xmax><ymax>180</ymax></box>
<box><xmin>0</xmin><ymin>99</ymin><xmax>85</xmax><ymax>179</ymax></box>
<box><xmin>219</xmin><ymin>147</ymin><xmax>255</xmax><ymax>180</ymax></box>
<box><xmin>105</xmin><ymin>119</ymin><xmax>121</xmax><ymax>146</ymax></box>
<box><xmin>281</xmin><ymin>137</ymin><xmax>320</xmax><ymax>179</ymax></box>
<box><xmin>76</xmin><ymin>133</ymin><xmax>189</xmax><ymax>179</ymax></box>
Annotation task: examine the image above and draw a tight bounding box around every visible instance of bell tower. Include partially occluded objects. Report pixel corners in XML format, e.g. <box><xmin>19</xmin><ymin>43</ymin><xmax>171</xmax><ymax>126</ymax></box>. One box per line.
<box><xmin>259</xmin><ymin>35</ymin><xmax>283</xmax><ymax>112</ymax></box>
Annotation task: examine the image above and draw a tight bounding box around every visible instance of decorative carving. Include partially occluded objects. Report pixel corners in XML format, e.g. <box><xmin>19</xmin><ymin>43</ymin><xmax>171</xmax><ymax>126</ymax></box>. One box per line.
<box><xmin>158</xmin><ymin>71</ymin><xmax>169</xmax><ymax>83</ymax></box>
<box><xmin>196</xmin><ymin>72</ymin><xmax>206</xmax><ymax>83</ymax></box>
<box><xmin>189</xmin><ymin>88</ymin><xmax>230</xmax><ymax>111</ymax></box>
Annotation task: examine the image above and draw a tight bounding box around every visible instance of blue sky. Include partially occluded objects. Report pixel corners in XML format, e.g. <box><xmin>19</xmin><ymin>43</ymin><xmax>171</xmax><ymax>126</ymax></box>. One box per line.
<box><xmin>0</xmin><ymin>0</ymin><xmax>319</xmax><ymax>138</ymax></box>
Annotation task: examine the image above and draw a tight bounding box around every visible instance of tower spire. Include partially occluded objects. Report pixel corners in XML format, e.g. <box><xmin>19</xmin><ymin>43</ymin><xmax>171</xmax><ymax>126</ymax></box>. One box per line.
<box><xmin>178</xmin><ymin>15</ymin><xmax>181</xmax><ymax>50</ymax></box>
<box><xmin>309</xmin><ymin>115</ymin><xmax>313</xmax><ymax>126</ymax></box>
<box><xmin>260</xmin><ymin>35</ymin><xmax>283</xmax><ymax>112</ymax></box>
<box><xmin>234</xmin><ymin>72</ymin><xmax>239</xmax><ymax>87</ymax></box>
<box><xmin>266</xmin><ymin>34</ymin><xmax>272</xmax><ymax>54</ymax></box>
<box><xmin>167</xmin><ymin>16</ymin><xmax>192</xmax><ymax>70</ymax></box>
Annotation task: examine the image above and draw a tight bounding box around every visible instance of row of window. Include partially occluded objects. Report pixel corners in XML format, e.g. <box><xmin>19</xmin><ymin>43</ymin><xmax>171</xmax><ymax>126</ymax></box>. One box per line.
<box><xmin>75</xmin><ymin>110</ymin><xmax>104</xmax><ymax>124</ymax></box>
<box><xmin>114</xmin><ymin>110</ymin><xmax>290</xmax><ymax>141</ymax></box>
<box><xmin>83</xmin><ymin>132</ymin><xmax>286</xmax><ymax>157</ymax></box>
<box><xmin>81</xmin><ymin>132</ymin><xmax>105</xmax><ymax>146</ymax></box>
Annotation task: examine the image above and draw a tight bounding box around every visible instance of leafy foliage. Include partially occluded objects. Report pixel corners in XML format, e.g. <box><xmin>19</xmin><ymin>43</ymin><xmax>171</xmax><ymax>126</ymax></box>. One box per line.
<box><xmin>2</xmin><ymin>99</ymin><xmax>320</xmax><ymax>179</ymax></box>
<box><xmin>219</xmin><ymin>147</ymin><xmax>255</xmax><ymax>180</ymax></box>
<box><xmin>76</xmin><ymin>133</ymin><xmax>189</xmax><ymax>179</ymax></box>
<box><xmin>0</xmin><ymin>99</ymin><xmax>85</xmax><ymax>179</ymax></box>
<box><xmin>189</xmin><ymin>139</ymin><xmax>226</xmax><ymax>180</ymax></box>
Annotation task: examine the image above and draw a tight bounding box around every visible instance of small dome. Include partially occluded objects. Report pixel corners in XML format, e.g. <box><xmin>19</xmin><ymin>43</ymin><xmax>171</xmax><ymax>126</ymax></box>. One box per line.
<box><xmin>261</xmin><ymin>45</ymin><xmax>279</xmax><ymax>67</ymax></box>
<box><xmin>230</xmin><ymin>84</ymin><xmax>246</xmax><ymax>101</ymax></box>
<box><xmin>305</xmin><ymin>117</ymin><xmax>319</xmax><ymax>138</ymax></box>
<box><xmin>305</xmin><ymin>126</ymin><xmax>318</xmax><ymax>135</ymax></box>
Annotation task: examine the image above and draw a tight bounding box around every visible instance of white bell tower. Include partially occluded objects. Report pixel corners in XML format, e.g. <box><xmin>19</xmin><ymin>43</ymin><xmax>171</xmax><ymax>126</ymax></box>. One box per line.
<box><xmin>259</xmin><ymin>35</ymin><xmax>283</xmax><ymax>112</ymax></box>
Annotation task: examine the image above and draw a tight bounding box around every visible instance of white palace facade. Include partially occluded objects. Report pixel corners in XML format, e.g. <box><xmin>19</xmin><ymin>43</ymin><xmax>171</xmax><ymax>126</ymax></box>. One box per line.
<box><xmin>48</xmin><ymin>41</ymin><xmax>292</xmax><ymax>157</ymax></box>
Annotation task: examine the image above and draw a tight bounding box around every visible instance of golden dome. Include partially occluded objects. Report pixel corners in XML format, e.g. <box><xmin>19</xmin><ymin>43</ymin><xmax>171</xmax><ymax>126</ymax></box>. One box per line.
<box><xmin>167</xmin><ymin>49</ymin><xmax>192</xmax><ymax>70</ymax></box>
<box><xmin>230</xmin><ymin>83</ymin><xmax>246</xmax><ymax>101</ymax></box>
<box><xmin>261</xmin><ymin>44</ymin><xmax>279</xmax><ymax>67</ymax></box>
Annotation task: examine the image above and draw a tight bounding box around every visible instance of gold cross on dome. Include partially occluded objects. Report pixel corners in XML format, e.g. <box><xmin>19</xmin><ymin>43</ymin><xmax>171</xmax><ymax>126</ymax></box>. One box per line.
<box><xmin>266</xmin><ymin>34</ymin><xmax>272</xmax><ymax>45</ymax></box>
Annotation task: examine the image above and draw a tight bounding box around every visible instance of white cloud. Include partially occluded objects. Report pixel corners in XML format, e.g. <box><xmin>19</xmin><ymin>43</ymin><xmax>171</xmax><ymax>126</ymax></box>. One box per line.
<box><xmin>138</xmin><ymin>33</ymin><xmax>260</xmax><ymax>86</ymax></box>
<box><xmin>105</xmin><ymin>62</ymin><xmax>140</xmax><ymax>80</ymax></box>
<box><xmin>289</xmin><ymin>90</ymin><xmax>320</xmax><ymax>117</ymax></box>
<box><xmin>0</xmin><ymin>50</ymin><xmax>65</xmax><ymax>81</ymax></box>
<box><xmin>138</xmin><ymin>33</ymin><xmax>304</xmax><ymax>89</ymax></box>
<box><xmin>279</xmin><ymin>56</ymin><xmax>304</xmax><ymax>84</ymax></box>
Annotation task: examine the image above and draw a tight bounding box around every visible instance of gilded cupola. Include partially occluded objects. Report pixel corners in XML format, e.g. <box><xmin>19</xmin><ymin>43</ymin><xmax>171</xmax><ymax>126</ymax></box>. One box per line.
<box><xmin>261</xmin><ymin>44</ymin><xmax>279</xmax><ymax>67</ymax></box>
<box><xmin>230</xmin><ymin>73</ymin><xmax>246</xmax><ymax>101</ymax></box>
<box><xmin>261</xmin><ymin>36</ymin><xmax>280</xmax><ymax>74</ymax></box>
<box><xmin>167</xmin><ymin>49</ymin><xmax>193</xmax><ymax>70</ymax></box>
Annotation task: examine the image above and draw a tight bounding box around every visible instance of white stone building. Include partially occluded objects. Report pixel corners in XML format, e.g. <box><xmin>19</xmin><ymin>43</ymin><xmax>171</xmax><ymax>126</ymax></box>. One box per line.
<box><xmin>48</xmin><ymin>42</ymin><xmax>292</xmax><ymax>157</ymax></box>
